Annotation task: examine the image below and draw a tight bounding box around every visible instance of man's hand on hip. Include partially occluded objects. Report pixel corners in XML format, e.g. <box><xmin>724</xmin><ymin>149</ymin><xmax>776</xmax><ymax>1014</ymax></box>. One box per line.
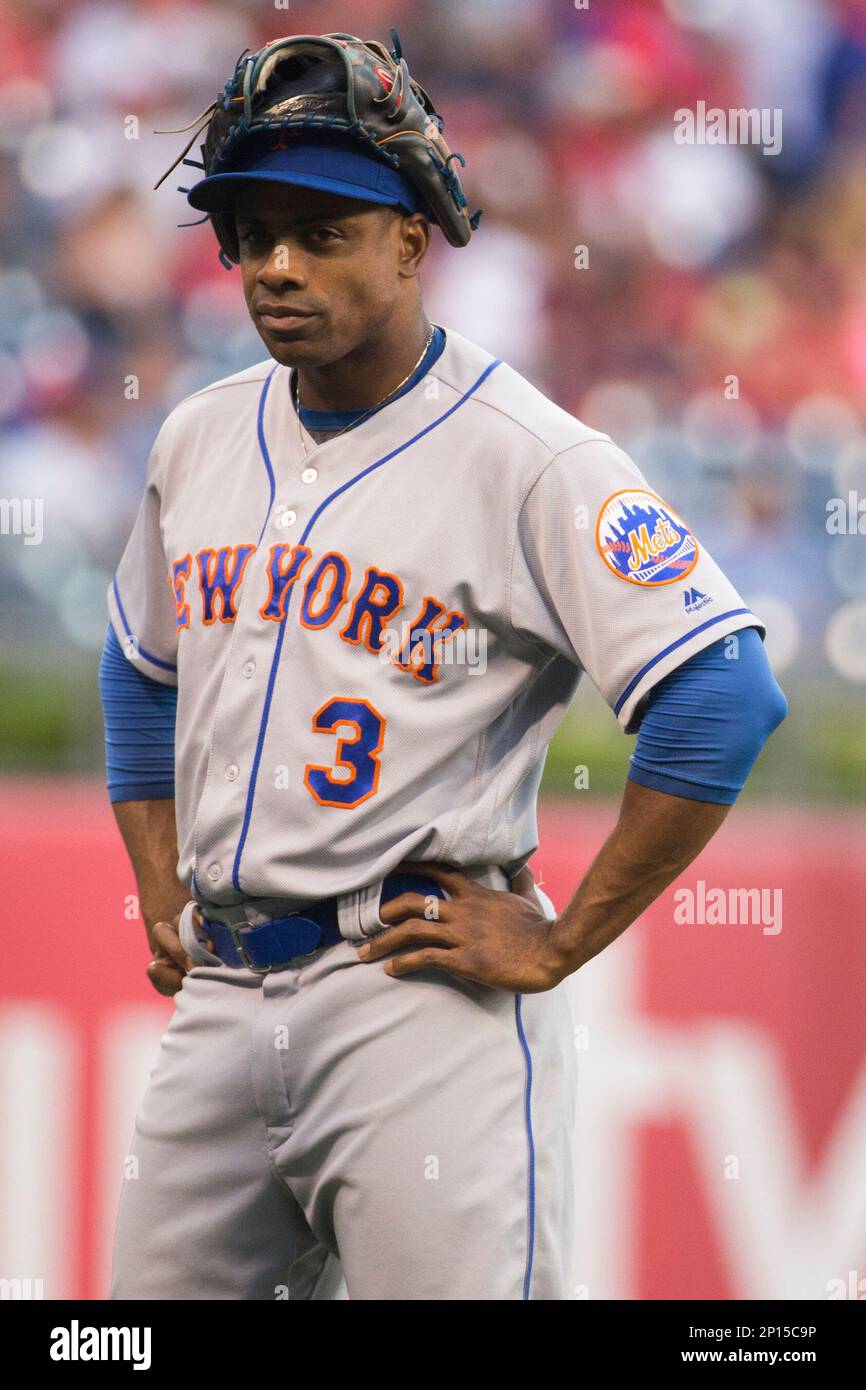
<box><xmin>146</xmin><ymin>909</ymin><xmax>202</xmax><ymax>997</ymax></box>
<box><xmin>356</xmin><ymin>860</ymin><xmax>569</xmax><ymax>992</ymax></box>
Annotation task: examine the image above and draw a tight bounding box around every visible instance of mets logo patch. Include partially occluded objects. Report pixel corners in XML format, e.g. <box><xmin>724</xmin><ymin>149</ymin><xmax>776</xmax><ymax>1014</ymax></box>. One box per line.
<box><xmin>596</xmin><ymin>490</ymin><xmax>698</xmax><ymax>586</ymax></box>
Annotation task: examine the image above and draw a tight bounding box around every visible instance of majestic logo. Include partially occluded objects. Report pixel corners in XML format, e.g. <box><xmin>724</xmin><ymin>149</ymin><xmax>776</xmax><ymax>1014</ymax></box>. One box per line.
<box><xmin>684</xmin><ymin>586</ymin><xmax>712</xmax><ymax>614</ymax></box>
<box><xmin>596</xmin><ymin>490</ymin><xmax>698</xmax><ymax>587</ymax></box>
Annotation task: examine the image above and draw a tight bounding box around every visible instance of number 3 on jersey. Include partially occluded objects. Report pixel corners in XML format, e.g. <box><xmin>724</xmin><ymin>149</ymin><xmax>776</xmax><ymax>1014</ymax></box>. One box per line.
<box><xmin>304</xmin><ymin>697</ymin><xmax>385</xmax><ymax>807</ymax></box>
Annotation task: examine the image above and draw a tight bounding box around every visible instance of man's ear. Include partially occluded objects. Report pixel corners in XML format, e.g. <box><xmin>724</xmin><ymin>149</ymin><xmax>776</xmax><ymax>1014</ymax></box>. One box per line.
<box><xmin>396</xmin><ymin>209</ymin><xmax>431</xmax><ymax>277</ymax></box>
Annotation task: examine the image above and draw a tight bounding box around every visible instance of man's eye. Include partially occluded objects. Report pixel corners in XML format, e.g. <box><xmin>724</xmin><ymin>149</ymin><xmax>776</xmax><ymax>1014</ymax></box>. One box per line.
<box><xmin>239</xmin><ymin>227</ymin><xmax>269</xmax><ymax>246</ymax></box>
<box><xmin>308</xmin><ymin>227</ymin><xmax>340</xmax><ymax>243</ymax></box>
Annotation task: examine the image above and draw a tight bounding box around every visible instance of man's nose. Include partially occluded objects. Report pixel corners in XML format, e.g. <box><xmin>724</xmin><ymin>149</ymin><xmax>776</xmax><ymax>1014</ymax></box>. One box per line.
<box><xmin>257</xmin><ymin>241</ymin><xmax>306</xmax><ymax>287</ymax></box>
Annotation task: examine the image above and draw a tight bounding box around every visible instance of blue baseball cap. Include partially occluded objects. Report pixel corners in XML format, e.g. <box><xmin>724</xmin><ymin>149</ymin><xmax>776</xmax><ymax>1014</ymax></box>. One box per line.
<box><xmin>187</xmin><ymin>132</ymin><xmax>430</xmax><ymax>218</ymax></box>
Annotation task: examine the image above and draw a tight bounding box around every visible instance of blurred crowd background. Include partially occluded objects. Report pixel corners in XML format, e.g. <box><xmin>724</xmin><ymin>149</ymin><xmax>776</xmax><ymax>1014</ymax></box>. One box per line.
<box><xmin>2</xmin><ymin>0</ymin><xmax>866</xmax><ymax>798</ymax></box>
<box><xmin>3</xmin><ymin>0</ymin><xmax>865</xmax><ymax>1306</ymax></box>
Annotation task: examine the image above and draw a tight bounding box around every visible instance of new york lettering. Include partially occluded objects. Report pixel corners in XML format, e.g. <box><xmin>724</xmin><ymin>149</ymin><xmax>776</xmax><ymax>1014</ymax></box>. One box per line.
<box><xmin>170</xmin><ymin>543</ymin><xmax>467</xmax><ymax>685</ymax></box>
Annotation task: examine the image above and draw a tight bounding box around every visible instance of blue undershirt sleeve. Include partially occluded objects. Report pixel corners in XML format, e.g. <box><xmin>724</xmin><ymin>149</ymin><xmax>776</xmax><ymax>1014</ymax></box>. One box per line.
<box><xmin>627</xmin><ymin>626</ymin><xmax>788</xmax><ymax>805</ymax></box>
<box><xmin>99</xmin><ymin>623</ymin><xmax>177</xmax><ymax>803</ymax></box>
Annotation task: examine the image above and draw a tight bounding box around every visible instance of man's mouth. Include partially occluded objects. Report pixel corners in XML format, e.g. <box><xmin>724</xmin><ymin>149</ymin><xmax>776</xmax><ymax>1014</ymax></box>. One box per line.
<box><xmin>254</xmin><ymin>303</ymin><xmax>319</xmax><ymax>333</ymax></box>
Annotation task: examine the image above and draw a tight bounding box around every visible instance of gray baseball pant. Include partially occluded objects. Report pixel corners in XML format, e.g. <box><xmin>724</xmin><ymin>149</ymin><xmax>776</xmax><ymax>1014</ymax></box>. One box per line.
<box><xmin>108</xmin><ymin>870</ymin><xmax>577</xmax><ymax>1301</ymax></box>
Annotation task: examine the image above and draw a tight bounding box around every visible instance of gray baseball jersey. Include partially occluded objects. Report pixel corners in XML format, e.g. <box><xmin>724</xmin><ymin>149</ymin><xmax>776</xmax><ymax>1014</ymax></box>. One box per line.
<box><xmin>108</xmin><ymin>323</ymin><xmax>764</xmax><ymax>1301</ymax></box>
<box><xmin>108</xmin><ymin>324</ymin><xmax>762</xmax><ymax>908</ymax></box>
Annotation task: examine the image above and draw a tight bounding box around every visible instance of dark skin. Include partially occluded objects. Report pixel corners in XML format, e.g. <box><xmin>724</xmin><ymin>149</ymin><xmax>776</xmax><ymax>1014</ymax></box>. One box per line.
<box><xmin>235</xmin><ymin>182</ymin><xmax>434</xmax><ymax>411</ymax></box>
<box><xmin>113</xmin><ymin>796</ymin><xmax>543</xmax><ymax>996</ymax></box>
<box><xmin>117</xmin><ymin>785</ymin><xmax>729</xmax><ymax>997</ymax></box>
<box><xmin>113</xmin><ymin>179</ymin><xmax>733</xmax><ymax>996</ymax></box>
<box><xmin>112</xmin><ymin>798</ymin><xmax>194</xmax><ymax>996</ymax></box>
<box><xmin>360</xmin><ymin>784</ymin><xmax>729</xmax><ymax>990</ymax></box>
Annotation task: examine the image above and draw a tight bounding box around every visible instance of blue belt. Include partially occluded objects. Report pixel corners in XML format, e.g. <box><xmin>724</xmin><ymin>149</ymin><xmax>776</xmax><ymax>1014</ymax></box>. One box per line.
<box><xmin>201</xmin><ymin>871</ymin><xmax>446</xmax><ymax>973</ymax></box>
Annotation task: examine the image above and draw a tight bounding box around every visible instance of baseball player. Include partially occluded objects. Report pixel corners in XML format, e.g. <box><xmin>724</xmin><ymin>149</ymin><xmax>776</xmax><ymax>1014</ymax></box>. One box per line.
<box><xmin>101</xmin><ymin>31</ymin><xmax>787</xmax><ymax>1300</ymax></box>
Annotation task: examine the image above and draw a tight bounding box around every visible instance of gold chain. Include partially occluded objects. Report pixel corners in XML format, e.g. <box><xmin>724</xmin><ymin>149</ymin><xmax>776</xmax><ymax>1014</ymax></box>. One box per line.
<box><xmin>293</xmin><ymin>323</ymin><xmax>435</xmax><ymax>456</ymax></box>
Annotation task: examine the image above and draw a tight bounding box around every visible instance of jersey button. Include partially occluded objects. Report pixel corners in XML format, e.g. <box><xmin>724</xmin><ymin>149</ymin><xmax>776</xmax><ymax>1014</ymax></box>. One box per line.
<box><xmin>242</xmin><ymin>660</ymin><xmax>255</xmax><ymax>679</ymax></box>
<box><xmin>207</xmin><ymin>864</ymin><xmax>221</xmax><ymax>883</ymax></box>
<box><xmin>301</xmin><ymin>467</ymin><xmax>318</xmax><ymax>484</ymax></box>
<box><xmin>225</xmin><ymin>764</ymin><xmax>239</xmax><ymax>781</ymax></box>
<box><xmin>275</xmin><ymin>507</ymin><xmax>296</xmax><ymax>529</ymax></box>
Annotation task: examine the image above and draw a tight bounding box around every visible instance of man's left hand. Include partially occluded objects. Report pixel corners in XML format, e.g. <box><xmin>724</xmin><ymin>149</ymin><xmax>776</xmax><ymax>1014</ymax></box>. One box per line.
<box><xmin>356</xmin><ymin>860</ymin><xmax>569</xmax><ymax>992</ymax></box>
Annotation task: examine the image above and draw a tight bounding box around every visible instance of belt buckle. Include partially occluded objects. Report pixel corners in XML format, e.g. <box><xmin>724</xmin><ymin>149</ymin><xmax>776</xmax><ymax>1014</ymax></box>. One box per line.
<box><xmin>229</xmin><ymin>921</ymin><xmax>272</xmax><ymax>975</ymax></box>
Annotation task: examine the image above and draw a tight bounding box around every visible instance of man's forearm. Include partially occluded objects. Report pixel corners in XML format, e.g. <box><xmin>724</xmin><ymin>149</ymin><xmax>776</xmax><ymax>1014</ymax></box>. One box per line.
<box><xmin>112</xmin><ymin>797</ymin><xmax>190</xmax><ymax>948</ymax></box>
<box><xmin>551</xmin><ymin>779</ymin><xmax>730</xmax><ymax>975</ymax></box>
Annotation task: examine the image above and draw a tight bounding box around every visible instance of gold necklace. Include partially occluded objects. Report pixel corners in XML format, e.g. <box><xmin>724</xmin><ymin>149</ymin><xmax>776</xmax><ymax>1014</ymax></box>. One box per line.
<box><xmin>293</xmin><ymin>323</ymin><xmax>435</xmax><ymax>456</ymax></box>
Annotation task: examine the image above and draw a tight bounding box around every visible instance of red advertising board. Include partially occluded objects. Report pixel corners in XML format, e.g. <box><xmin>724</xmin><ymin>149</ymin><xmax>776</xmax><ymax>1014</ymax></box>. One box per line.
<box><xmin>1</xmin><ymin>783</ymin><xmax>864</xmax><ymax>1300</ymax></box>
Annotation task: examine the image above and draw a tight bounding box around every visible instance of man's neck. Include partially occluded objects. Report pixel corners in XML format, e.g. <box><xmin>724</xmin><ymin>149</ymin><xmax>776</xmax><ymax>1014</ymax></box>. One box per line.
<box><xmin>295</xmin><ymin>311</ymin><xmax>433</xmax><ymax>413</ymax></box>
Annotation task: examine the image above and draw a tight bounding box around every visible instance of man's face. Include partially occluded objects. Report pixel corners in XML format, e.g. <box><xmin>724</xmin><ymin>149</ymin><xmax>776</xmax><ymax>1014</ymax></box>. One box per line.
<box><xmin>234</xmin><ymin>182</ymin><xmax>426</xmax><ymax>367</ymax></box>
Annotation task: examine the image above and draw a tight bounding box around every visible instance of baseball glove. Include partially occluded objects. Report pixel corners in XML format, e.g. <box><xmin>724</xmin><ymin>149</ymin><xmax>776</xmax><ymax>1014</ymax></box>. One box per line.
<box><xmin>155</xmin><ymin>29</ymin><xmax>482</xmax><ymax>265</ymax></box>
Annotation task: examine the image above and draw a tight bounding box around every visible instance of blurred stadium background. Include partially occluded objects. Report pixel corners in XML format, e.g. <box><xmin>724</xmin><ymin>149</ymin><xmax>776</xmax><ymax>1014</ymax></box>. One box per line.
<box><xmin>1</xmin><ymin>0</ymin><xmax>865</xmax><ymax>1301</ymax></box>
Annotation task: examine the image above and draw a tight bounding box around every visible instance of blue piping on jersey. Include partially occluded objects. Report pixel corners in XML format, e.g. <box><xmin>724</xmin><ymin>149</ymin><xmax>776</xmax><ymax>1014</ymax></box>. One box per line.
<box><xmin>230</xmin><ymin>355</ymin><xmax>503</xmax><ymax>893</ymax></box>
<box><xmin>112</xmin><ymin>577</ymin><xmax>178</xmax><ymax>674</ymax></box>
<box><xmin>301</xmin><ymin>357</ymin><xmax>501</xmax><ymax>534</ymax></box>
<box><xmin>613</xmin><ymin>608</ymin><xmax>754</xmax><ymax>718</ymax></box>
<box><xmin>296</xmin><ymin>326</ymin><xmax>446</xmax><ymax>431</ymax></box>
<box><xmin>255</xmin><ymin>365</ymin><xmax>279</xmax><ymax>547</ymax></box>
<box><xmin>515</xmin><ymin>994</ymin><xmax>536</xmax><ymax>1300</ymax></box>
